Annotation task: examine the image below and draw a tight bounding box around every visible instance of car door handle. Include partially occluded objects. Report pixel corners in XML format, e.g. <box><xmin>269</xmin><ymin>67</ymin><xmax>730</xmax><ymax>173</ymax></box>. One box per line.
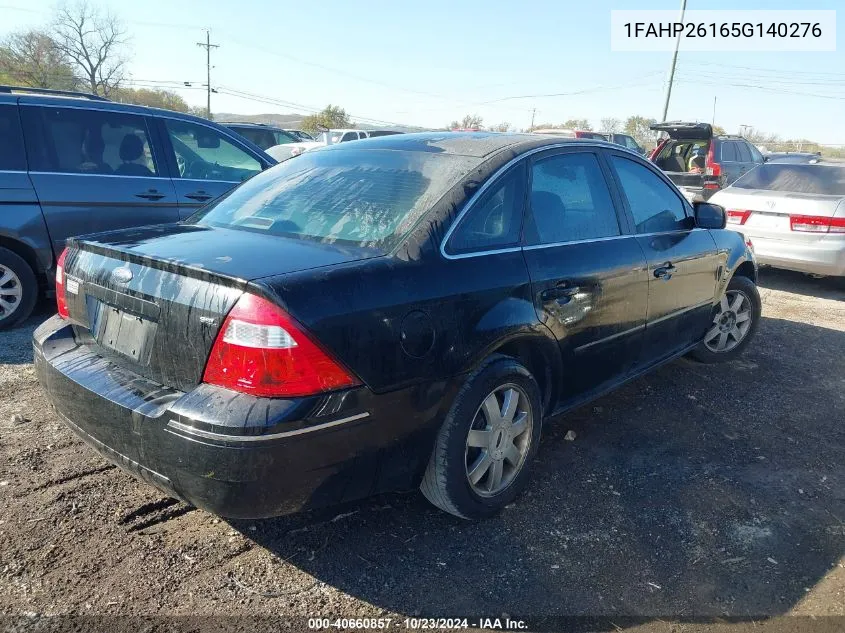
<box><xmin>185</xmin><ymin>191</ymin><xmax>213</xmax><ymax>202</ymax></box>
<box><xmin>135</xmin><ymin>190</ymin><xmax>166</xmax><ymax>201</ymax></box>
<box><xmin>541</xmin><ymin>284</ymin><xmax>580</xmax><ymax>304</ymax></box>
<box><xmin>654</xmin><ymin>263</ymin><xmax>677</xmax><ymax>279</ymax></box>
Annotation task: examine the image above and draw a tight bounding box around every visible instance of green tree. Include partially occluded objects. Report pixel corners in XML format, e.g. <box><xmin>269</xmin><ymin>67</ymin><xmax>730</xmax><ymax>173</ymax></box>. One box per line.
<box><xmin>301</xmin><ymin>105</ymin><xmax>352</xmax><ymax>134</ymax></box>
<box><xmin>52</xmin><ymin>1</ymin><xmax>127</xmax><ymax>96</ymax></box>
<box><xmin>448</xmin><ymin>114</ymin><xmax>483</xmax><ymax>129</ymax></box>
<box><xmin>563</xmin><ymin>118</ymin><xmax>591</xmax><ymax>131</ymax></box>
<box><xmin>0</xmin><ymin>30</ymin><xmax>79</xmax><ymax>90</ymax></box>
<box><xmin>623</xmin><ymin>115</ymin><xmax>659</xmax><ymax>150</ymax></box>
<box><xmin>110</xmin><ymin>87</ymin><xmax>189</xmax><ymax>112</ymax></box>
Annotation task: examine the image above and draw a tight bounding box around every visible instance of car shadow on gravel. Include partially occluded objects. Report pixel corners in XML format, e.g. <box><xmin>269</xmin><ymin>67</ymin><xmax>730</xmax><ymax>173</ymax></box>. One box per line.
<box><xmin>0</xmin><ymin>302</ymin><xmax>52</xmax><ymax>365</ymax></box>
<box><xmin>757</xmin><ymin>268</ymin><xmax>844</xmax><ymax>301</ymax></box>
<box><xmin>235</xmin><ymin>316</ymin><xmax>845</xmax><ymax>627</ymax></box>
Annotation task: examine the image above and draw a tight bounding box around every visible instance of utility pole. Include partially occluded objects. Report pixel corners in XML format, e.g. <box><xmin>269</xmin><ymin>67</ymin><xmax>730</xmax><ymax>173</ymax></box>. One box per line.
<box><xmin>660</xmin><ymin>0</ymin><xmax>687</xmax><ymax>122</ymax></box>
<box><xmin>196</xmin><ymin>30</ymin><xmax>219</xmax><ymax>120</ymax></box>
<box><xmin>712</xmin><ymin>96</ymin><xmax>717</xmax><ymax>125</ymax></box>
<box><xmin>530</xmin><ymin>107</ymin><xmax>536</xmax><ymax>131</ymax></box>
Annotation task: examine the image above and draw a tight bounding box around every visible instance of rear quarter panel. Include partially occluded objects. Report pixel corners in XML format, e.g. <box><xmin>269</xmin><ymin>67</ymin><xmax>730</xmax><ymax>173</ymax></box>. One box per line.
<box><xmin>256</xmin><ymin>250</ymin><xmax>555</xmax><ymax>394</ymax></box>
<box><xmin>709</xmin><ymin>228</ymin><xmax>757</xmax><ymax>299</ymax></box>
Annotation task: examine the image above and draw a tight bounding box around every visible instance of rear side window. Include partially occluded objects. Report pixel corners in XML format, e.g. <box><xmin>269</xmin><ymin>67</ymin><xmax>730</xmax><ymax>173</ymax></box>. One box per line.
<box><xmin>22</xmin><ymin>106</ymin><xmax>158</xmax><ymax>176</ymax></box>
<box><xmin>448</xmin><ymin>164</ymin><xmax>525</xmax><ymax>254</ymax></box>
<box><xmin>0</xmin><ymin>105</ymin><xmax>26</xmax><ymax>171</ymax></box>
<box><xmin>526</xmin><ymin>152</ymin><xmax>619</xmax><ymax>244</ymax></box>
<box><xmin>720</xmin><ymin>142</ymin><xmax>738</xmax><ymax>162</ymax></box>
<box><xmin>610</xmin><ymin>155</ymin><xmax>690</xmax><ymax>234</ymax></box>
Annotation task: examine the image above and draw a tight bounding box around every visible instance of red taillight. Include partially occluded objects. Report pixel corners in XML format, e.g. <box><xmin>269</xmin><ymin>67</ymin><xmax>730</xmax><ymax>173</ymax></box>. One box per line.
<box><xmin>789</xmin><ymin>215</ymin><xmax>845</xmax><ymax>233</ymax></box>
<box><xmin>55</xmin><ymin>247</ymin><xmax>69</xmax><ymax>319</ymax></box>
<box><xmin>726</xmin><ymin>209</ymin><xmax>752</xmax><ymax>225</ymax></box>
<box><xmin>705</xmin><ymin>143</ymin><xmax>721</xmax><ymax>177</ymax></box>
<box><xmin>202</xmin><ymin>293</ymin><xmax>359</xmax><ymax>398</ymax></box>
<box><xmin>703</xmin><ymin>182</ymin><xmax>721</xmax><ymax>190</ymax></box>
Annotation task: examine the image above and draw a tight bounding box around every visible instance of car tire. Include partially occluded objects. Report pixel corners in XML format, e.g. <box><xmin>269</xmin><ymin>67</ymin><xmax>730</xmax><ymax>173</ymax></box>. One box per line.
<box><xmin>0</xmin><ymin>247</ymin><xmax>38</xmax><ymax>330</ymax></box>
<box><xmin>420</xmin><ymin>354</ymin><xmax>543</xmax><ymax>520</ymax></box>
<box><xmin>688</xmin><ymin>275</ymin><xmax>761</xmax><ymax>364</ymax></box>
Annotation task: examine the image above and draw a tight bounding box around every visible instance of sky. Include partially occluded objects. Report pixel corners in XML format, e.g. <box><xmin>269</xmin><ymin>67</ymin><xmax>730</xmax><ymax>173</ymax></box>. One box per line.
<box><xmin>2</xmin><ymin>0</ymin><xmax>843</xmax><ymax>143</ymax></box>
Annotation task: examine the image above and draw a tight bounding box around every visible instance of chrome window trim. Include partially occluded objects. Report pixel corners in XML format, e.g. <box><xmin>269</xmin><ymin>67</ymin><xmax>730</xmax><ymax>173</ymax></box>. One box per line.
<box><xmin>28</xmin><ymin>170</ymin><xmax>172</xmax><ymax>181</ymax></box>
<box><xmin>440</xmin><ymin>142</ymin><xmax>573</xmax><ymax>261</ymax></box>
<box><xmin>166</xmin><ymin>412</ymin><xmax>370</xmax><ymax>443</ymax></box>
<box><xmin>440</xmin><ymin>143</ymin><xmax>690</xmax><ymax>260</ymax></box>
<box><xmin>0</xmin><ymin>169</ymin><xmax>27</xmax><ymax>174</ymax></box>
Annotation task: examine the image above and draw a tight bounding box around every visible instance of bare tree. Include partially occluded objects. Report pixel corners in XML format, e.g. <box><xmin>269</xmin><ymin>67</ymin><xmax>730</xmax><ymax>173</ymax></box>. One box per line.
<box><xmin>52</xmin><ymin>1</ymin><xmax>127</xmax><ymax>96</ymax></box>
<box><xmin>489</xmin><ymin>122</ymin><xmax>510</xmax><ymax>132</ymax></box>
<box><xmin>0</xmin><ymin>30</ymin><xmax>79</xmax><ymax>89</ymax></box>
<box><xmin>600</xmin><ymin>117</ymin><xmax>621</xmax><ymax>134</ymax></box>
<box><xmin>448</xmin><ymin>114</ymin><xmax>483</xmax><ymax>130</ymax></box>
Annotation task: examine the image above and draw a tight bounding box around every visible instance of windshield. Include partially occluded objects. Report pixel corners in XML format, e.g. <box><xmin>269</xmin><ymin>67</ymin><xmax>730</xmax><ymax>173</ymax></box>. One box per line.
<box><xmin>192</xmin><ymin>148</ymin><xmax>477</xmax><ymax>249</ymax></box>
<box><xmin>733</xmin><ymin>164</ymin><xmax>845</xmax><ymax>195</ymax></box>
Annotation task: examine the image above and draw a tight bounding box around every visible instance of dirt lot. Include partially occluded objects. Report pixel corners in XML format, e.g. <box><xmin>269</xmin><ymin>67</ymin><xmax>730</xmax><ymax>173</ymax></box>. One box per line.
<box><xmin>1</xmin><ymin>269</ymin><xmax>843</xmax><ymax>631</ymax></box>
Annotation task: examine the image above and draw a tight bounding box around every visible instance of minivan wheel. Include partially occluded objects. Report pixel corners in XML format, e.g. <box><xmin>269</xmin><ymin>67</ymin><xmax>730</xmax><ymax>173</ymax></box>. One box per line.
<box><xmin>688</xmin><ymin>275</ymin><xmax>761</xmax><ymax>364</ymax></box>
<box><xmin>420</xmin><ymin>355</ymin><xmax>543</xmax><ymax>520</ymax></box>
<box><xmin>0</xmin><ymin>248</ymin><xmax>38</xmax><ymax>330</ymax></box>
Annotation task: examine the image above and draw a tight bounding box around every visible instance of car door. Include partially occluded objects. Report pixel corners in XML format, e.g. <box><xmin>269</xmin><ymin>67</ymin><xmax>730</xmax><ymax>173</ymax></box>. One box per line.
<box><xmin>606</xmin><ymin>152</ymin><xmax>720</xmax><ymax>364</ymax></box>
<box><xmin>720</xmin><ymin>140</ymin><xmax>747</xmax><ymax>186</ymax></box>
<box><xmin>735</xmin><ymin>141</ymin><xmax>757</xmax><ymax>183</ymax></box>
<box><xmin>521</xmin><ymin>147</ymin><xmax>649</xmax><ymax>401</ymax></box>
<box><xmin>20</xmin><ymin>103</ymin><xmax>179</xmax><ymax>254</ymax></box>
<box><xmin>155</xmin><ymin>117</ymin><xmax>266</xmax><ymax>218</ymax></box>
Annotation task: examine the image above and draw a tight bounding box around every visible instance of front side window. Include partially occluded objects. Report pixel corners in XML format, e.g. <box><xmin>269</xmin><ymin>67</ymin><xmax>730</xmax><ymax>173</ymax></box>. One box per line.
<box><xmin>736</xmin><ymin>142</ymin><xmax>753</xmax><ymax>163</ymax></box>
<box><xmin>164</xmin><ymin>119</ymin><xmax>261</xmax><ymax>182</ymax></box>
<box><xmin>0</xmin><ymin>105</ymin><xmax>26</xmax><ymax>171</ymax></box>
<box><xmin>447</xmin><ymin>165</ymin><xmax>525</xmax><ymax>254</ymax></box>
<box><xmin>24</xmin><ymin>106</ymin><xmax>158</xmax><ymax>176</ymax></box>
<box><xmin>194</xmin><ymin>148</ymin><xmax>477</xmax><ymax>250</ymax></box>
<box><xmin>747</xmin><ymin>143</ymin><xmax>764</xmax><ymax>163</ymax></box>
<box><xmin>526</xmin><ymin>152</ymin><xmax>619</xmax><ymax>244</ymax></box>
<box><xmin>610</xmin><ymin>155</ymin><xmax>690</xmax><ymax>234</ymax></box>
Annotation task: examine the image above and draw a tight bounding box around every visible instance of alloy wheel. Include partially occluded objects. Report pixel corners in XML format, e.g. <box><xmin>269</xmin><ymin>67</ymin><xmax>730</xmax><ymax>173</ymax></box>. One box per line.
<box><xmin>0</xmin><ymin>264</ymin><xmax>23</xmax><ymax>322</ymax></box>
<box><xmin>704</xmin><ymin>290</ymin><xmax>753</xmax><ymax>353</ymax></box>
<box><xmin>464</xmin><ymin>383</ymin><xmax>533</xmax><ymax>497</ymax></box>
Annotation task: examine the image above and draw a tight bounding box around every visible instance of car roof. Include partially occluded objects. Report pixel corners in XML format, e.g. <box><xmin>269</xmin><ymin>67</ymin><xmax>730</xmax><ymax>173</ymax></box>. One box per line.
<box><xmin>1</xmin><ymin>90</ymin><xmax>217</xmax><ymax>124</ymax></box>
<box><xmin>222</xmin><ymin>121</ymin><xmax>284</xmax><ymax>130</ymax></box>
<box><xmin>319</xmin><ymin>131</ymin><xmax>623</xmax><ymax>159</ymax></box>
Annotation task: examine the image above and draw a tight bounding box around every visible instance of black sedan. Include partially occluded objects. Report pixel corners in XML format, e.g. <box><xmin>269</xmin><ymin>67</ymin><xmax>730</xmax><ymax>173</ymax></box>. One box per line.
<box><xmin>34</xmin><ymin>133</ymin><xmax>760</xmax><ymax>520</ymax></box>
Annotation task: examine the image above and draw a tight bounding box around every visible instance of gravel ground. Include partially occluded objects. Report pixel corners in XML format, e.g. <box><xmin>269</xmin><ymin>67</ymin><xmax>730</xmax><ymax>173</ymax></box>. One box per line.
<box><xmin>0</xmin><ymin>269</ymin><xmax>843</xmax><ymax>632</ymax></box>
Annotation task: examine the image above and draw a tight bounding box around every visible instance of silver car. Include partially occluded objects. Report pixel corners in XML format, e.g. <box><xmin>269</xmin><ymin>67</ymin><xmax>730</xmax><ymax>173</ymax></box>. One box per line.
<box><xmin>710</xmin><ymin>162</ymin><xmax>845</xmax><ymax>277</ymax></box>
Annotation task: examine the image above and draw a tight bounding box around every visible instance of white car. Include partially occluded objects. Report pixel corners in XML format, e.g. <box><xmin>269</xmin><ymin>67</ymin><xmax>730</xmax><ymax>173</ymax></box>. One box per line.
<box><xmin>266</xmin><ymin>129</ymin><xmax>369</xmax><ymax>162</ymax></box>
<box><xmin>710</xmin><ymin>161</ymin><xmax>845</xmax><ymax>277</ymax></box>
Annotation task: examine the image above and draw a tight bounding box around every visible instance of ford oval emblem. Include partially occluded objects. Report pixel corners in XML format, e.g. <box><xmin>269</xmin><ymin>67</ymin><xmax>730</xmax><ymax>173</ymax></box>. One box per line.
<box><xmin>111</xmin><ymin>267</ymin><xmax>133</xmax><ymax>284</ymax></box>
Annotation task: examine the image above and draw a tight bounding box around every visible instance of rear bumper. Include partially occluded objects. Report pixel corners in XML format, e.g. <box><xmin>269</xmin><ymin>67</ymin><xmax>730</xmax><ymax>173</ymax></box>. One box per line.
<box><xmin>741</xmin><ymin>234</ymin><xmax>845</xmax><ymax>276</ymax></box>
<box><xmin>34</xmin><ymin>315</ymin><xmax>449</xmax><ymax>518</ymax></box>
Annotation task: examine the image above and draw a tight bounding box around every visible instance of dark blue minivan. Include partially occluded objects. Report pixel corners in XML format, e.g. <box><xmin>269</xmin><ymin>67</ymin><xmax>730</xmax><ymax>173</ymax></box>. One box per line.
<box><xmin>0</xmin><ymin>86</ymin><xmax>276</xmax><ymax>328</ymax></box>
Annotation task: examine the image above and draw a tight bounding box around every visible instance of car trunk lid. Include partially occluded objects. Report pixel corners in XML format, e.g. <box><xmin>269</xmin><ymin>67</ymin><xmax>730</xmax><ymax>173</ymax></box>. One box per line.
<box><xmin>650</xmin><ymin>122</ymin><xmax>713</xmax><ymax>140</ymax></box>
<box><xmin>61</xmin><ymin>223</ymin><xmax>381</xmax><ymax>391</ymax></box>
<box><xmin>715</xmin><ymin>189</ymin><xmax>845</xmax><ymax>242</ymax></box>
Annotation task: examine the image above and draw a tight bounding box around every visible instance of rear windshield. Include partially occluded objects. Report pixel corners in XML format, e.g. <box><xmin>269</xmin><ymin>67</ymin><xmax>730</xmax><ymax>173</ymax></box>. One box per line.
<box><xmin>192</xmin><ymin>148</ymin><xmax>477</xmax><ymax>249</ymax></box>
<box><xmin>733</xmin><ymin>164</ymin><xmax>845</xmax><ymax>195</ymax></box>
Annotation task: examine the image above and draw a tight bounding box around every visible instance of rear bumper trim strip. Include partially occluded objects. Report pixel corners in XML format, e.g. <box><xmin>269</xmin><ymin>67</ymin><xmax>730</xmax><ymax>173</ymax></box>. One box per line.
<box><xmin>166</xmin><ymin>412</ymin><xmax>370</xmax><ymax>443</ymax></box>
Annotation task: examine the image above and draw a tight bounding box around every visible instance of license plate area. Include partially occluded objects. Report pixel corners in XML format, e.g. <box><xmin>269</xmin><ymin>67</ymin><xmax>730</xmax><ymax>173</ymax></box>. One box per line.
<box><xmin>88</xmin><ymin>298</ymin><xmax>158</xmax><ymax>364</ymax></box>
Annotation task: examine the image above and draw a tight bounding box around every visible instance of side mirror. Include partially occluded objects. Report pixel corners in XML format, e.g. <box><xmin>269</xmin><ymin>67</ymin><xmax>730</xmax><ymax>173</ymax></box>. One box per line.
<box><xmin>694</xmin><ymin>202</ymin><xmax>726</xmax><ymax>229</ymax></box>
